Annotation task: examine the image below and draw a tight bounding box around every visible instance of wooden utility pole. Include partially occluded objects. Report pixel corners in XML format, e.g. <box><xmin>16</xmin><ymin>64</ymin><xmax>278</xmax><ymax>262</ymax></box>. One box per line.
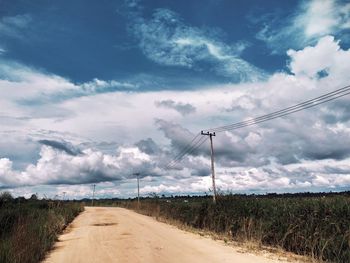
<box><xmin>133</xmin><ymin>173</ymin><xmax>140</xmax><ymax>208</ymax></box>
<box><xmin>201</xmin><ymin>131</ymin><xmax>217</xmax><ymax>203</ymax></box>
<box><xmin>91</xmin><ymin>184</ymin><xmax>96</xmax><ymax>206</ymax></box>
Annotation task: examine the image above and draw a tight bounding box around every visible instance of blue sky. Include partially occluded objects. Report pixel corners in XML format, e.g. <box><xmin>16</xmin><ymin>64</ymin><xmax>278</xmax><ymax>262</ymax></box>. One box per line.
<box><xmin>1</xmin><ymin>0</ymin><xmax>350</xmax><ymax>199</ymax></box>
<box><xmin>1</xmin><ymin>0</ymin><xmax>349</xmax><ymax>84</ymax></box>
<box><xmin>0</xmin><ymin>0</ymin><xmax>313</xmax><ymax>84</ymax></box>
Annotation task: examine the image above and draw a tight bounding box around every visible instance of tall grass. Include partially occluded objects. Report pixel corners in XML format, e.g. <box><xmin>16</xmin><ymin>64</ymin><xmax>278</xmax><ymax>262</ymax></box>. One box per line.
<box><xmin>117</xmin><ymin>193</ymin><xmax>350</xmax><ymax>262</ymax></box>
<box><xmin>0</xmin><ymin>194</ymin><xmax>84</xmax><ymax>263</ymax></box>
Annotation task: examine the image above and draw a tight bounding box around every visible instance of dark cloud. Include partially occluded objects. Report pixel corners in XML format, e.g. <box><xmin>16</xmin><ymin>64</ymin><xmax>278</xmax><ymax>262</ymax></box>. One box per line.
<box><xmin>45</xmin><ymin>169</ymin><xmax>116</xmax><ymax>185</ymax></box>
<box><xmin>324</xmin><ymin>166</ymin><xmax>350</xmax><ymax>175</ymax></box>
<box><xmin>155</xmin><ymin>119</ymin><xmax>252</xmax><ymax>169</ymax></box>
<box><xmin>191</xmin><ymin>167</ymin><xmax>210</xmax><ymax>177</ymax></box>
<box><xmin>155</xmin><ymin>118</ymin><xmax>206</xmax><ymax>157</ymax></box>
<box><xmin>322</xmin><ymin>100</ymin><xmax>350</xmax><ymax>124</ymax></box>
<box><xmin>79</xmin><ymin>141</ymin><xmax>120</xmax><ymax>154</ymax></box>
<box><xmin>155</xmin><ymin>100</ymin><xmax>196</xmax><ymax>116</ymax></box>
<box><xmin>135</xmin><ymin>138</ymin><xmax>160</xmax><ymax>155</ymax></box>
<box><xmin>38</xmin><ymin>140</ymin><xmax>82</xmax><ymax>156</ymax></box>
<box><xmin>244</xmin><ymin>118</ymin><xmax>350</xmax><ymax>166</ymax></box>
<box><xmin>156</xmin><ymin>105</ymin><xmax>350</xmax><ymax>175</ymax></box>
<box><xmin>304</xmin><ymin>148</ymin><xmax>350</xmax><ymax>161</ymax></box>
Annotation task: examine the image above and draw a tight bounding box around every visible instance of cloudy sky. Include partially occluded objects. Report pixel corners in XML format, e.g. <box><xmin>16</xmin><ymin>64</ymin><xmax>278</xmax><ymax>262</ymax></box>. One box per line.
<box><xmin>1</xmin><ymin>0</ymin><xmax>350</xmax><ymax>199</ymax></box>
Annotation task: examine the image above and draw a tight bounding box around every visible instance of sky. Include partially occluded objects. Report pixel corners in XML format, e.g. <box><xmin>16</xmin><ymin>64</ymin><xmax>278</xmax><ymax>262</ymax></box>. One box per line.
<box><xmin>1</xmin><ymin>0</ymin><xmax>350</xmax><ymax>199</ymax></box>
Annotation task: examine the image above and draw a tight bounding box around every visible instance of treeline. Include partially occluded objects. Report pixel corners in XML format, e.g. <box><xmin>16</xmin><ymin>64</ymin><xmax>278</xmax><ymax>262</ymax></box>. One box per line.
<box><xmin>115</xmin><ymin>193</ymin><xmax>350</xmax><ymax>263</ymax></box>
<box><xmin>0</xmin><ymin>192</ymin><xmax>84</xmax><ymax>263</ymax></box>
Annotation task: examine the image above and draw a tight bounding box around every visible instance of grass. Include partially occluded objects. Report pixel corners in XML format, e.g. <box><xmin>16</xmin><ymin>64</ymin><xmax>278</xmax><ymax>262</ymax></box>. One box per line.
<box><xmin>111</xmin><ymin>192</ymin><xmax>350</xmax><ymax>263</ymax></box>
<box><xmin>0</xmin><ymin>192</ymin><xmax>84</xmax><ymax>263</ymax></box>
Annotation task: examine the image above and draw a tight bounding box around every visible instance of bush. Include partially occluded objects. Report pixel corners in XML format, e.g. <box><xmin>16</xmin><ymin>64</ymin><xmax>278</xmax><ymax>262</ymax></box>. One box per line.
<box><xmin>0</xmin><ymin>191</ymin><xmax>13</xmax><ymax>203</ymax></box>
<box><xmin>117</xmin><ymin>193</ymin><xmax>350</xmax><ymax>262</ymax></box>
<box><xmin>0</xmin><ymin>198</ymin><xmax>84</xmax><ymax>263</ymax></box>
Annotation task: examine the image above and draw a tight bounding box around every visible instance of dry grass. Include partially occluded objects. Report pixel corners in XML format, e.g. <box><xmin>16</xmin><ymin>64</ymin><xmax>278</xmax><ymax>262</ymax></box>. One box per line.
<box><xmin>140</xmin><ymin>208</ymin><xmax>311</xmax><ymax>262</ymax></box>
<box><xmin>114</xmin><ymin>193</ymin><xmax>350</xmax><ymax>263</ymax></box>
<box><xmin>0</xmin><ymin>194</ymin><xmax>84</xmax><ymax>263</ymax></box>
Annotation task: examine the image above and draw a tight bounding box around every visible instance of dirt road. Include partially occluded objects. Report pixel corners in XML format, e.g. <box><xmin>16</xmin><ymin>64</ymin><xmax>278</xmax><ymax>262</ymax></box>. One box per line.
<box><xmin>44</xmin><ymin>207</ymin><xmax>288</xmax><ymax>263</ymax></box>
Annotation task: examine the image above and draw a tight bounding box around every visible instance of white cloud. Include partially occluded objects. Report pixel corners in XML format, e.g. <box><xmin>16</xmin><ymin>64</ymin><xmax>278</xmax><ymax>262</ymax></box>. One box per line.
<box><xmin>299</xmin><ymin>0</ymin><xmax>341</xmax><ymax>37</ymax></box>
<box><xmin>129</xmin><ymin>8</ymin><xmax>265</xmax><ymax>82</ymax></box>
<box><xmin>54</xmin><ymin>184</ymin><xmax>121</xmax><ymax>199</ymax></box>
<box><xmin>244</xmin><ymin>132</ymin><xmax>261</xmax><ymax>148</ymax></box>
<box><xmin>287</xmin><ymin>36</ymin><xmax>350</xmax><ymax>82</ymax></box>
<box><xmin>81</xmin><ymin>78</ymin><xmax>139</xmax><ymax>92</ymax></box>
<box><xmin>0</xmin><ymin>158</ymin><xmax>18</xmax><ymax>186</ymax></box>
<box><xmin>1</xmin><ymin>36</ymin><xmax>350</xmax><ymax>197</ymax></box>
<box><xmin>0</xmin><ymin>145</ymin><xmax>155</xmax><ymax>187</ymax></box>
<box><xmin>0</xmin><ymin>60</ymin><xmax>137</xmax><ymax>101</ymax></box>
<box><xmin>140</xmin><ymin>184</ymin><xmax>182</xmax><ymax>194</ymax></box>
<box><xmin>257</xmin><ymin>0</ymin><xmax>350</xmax><ymax>52</ymax></box>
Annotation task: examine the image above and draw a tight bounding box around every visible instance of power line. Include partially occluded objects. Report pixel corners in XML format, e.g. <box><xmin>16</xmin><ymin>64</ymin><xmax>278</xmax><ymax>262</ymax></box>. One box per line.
<box><xmin>166</xmin><ymin>136</ymin><xmax>206</xmax><ymax>169</ymax></box>
<box><xmin>209</xmin><ymin>84</ymin><xmax>350</xmax><ymax>133</ymax></box>
<box><xmin>163</xmin><ymin>84</ymin><xmax>350</xmax><ymax>170</ymax></box>
<box><xmin>166</xmin><ymin>136</ymin><xmax>208</xmax><ymax>170</ymax></box>
<box><xmin>164</xmin><ymin>133</ymin><xmax>201</xmax><ymax>168</ymax></box>
<box><xmin>164</xmin><ymin>132</ymin><xmax>202</xmax><ymax>169</ymax></box>
<box><xmin>166</xmin><ymin>137</ymin><xmax>208</xmax><ymax>170</ymax></box>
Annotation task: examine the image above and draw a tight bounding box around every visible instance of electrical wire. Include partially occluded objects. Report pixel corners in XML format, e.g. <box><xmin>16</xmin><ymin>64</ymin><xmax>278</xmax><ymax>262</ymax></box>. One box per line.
<box><xmin>166</xmin><ymin>136</ymin><xmax>208</xmax><ymax>169</ymax></box>
<box><xmin>164</xmin><ymin>84</ymin><xmax>350</xmax><ymax>169</ymax></box>
<box><xmin>163</xmin><ymin>133</ymin><xmax>201</xmax><ymax>169</ymax></box>
<box><xmin>209</xmin><ymin>85</ymin><xmax>350</xmax><ymax>133</ymax></box>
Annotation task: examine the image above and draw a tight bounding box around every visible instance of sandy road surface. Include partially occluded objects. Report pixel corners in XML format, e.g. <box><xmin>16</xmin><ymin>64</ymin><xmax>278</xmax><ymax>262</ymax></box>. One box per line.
<box><xmin>44</xmin><ymin>207</ymin><xmax>288</xmax><ymax>263</ymax></box>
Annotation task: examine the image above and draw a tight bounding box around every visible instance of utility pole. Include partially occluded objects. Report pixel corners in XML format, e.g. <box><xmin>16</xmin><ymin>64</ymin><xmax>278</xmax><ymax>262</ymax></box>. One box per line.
<box><xmin>201</xmin><ymin>131</ymin><xmax>217</xmax><ymax>203</ymax></box>
<box><xmin>91</xmin><ymin>184</ymin><xmax>96</xmax><ymax>206</ymax></box>
<box><xmin>62</xmin><ymin>192</ymin><xmax>66</xmax><ymax>201</ymax></box>
<box><xmin>133</xmin><ymin>173</ymin><xmax>140</xmax><ymax>208</ymax></box>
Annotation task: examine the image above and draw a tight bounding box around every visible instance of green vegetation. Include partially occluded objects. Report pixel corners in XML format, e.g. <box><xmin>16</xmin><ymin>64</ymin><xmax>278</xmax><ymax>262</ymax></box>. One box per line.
<box><xmin>114</xmin><ymin>192</ymin><xmax>350</xmax><ymax>263</ymax></box>
<box><xmin>0</xmin><ymin>192</ymin><xmax>84</xmax><ymax>263</ymax></box>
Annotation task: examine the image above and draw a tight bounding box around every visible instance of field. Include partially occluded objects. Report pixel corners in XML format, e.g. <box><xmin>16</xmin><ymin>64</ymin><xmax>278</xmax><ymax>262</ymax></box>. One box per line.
<box><xmin>104</xmin><ymin>192</ymin><xmax>350</xmax><ymax>263</ymax></box>
<box><xmin>2</xmin><ymin>192</ymin><xmax>349</xmax><ymax>263</ymax></box>
<box><xmin>0</xmin><ymin>192</ymin><xmax>84</xmax><ymax>263</ymax></box>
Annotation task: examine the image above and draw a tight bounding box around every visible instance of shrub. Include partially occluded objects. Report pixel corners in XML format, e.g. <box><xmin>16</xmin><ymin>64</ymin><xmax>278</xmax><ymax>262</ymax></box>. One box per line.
<box><xmin>0</xmin><ymin>199</ymin><xmax>83</xmax><ymax>263</ymax></box>
<box><xmin>117</xmin><ymin>193</ymin><xmax>350</xmax><ymax>262</ymax></box>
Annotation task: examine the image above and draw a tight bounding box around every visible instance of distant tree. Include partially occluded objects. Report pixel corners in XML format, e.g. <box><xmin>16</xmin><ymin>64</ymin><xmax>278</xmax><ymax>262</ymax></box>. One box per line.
<box><xmin>148</xmin><ymin>192</ymin><xmax>159</xmax><ymax>199</ymax></box>
<box><xmin>0</xmin><ymin>191</ymin><xmax>13</xmax><ymax>202</ymax></box>
<box><xmin>30</xmin><ymin>194</ymin><xmax>38</xmax><ymax>200</ymax></box>
<box><xmin>16</xmin><ymin>196</ymin><xmax>26</xmax><ymax>203</ymax></box>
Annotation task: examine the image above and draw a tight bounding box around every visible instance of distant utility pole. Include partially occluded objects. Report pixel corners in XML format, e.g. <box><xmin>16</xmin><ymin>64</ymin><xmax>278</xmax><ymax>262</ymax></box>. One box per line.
<box><xmin>201</xmin><ymin>131</ymin><xmax>217</xmax><ymax>203</ymax></box>
<box><xmin>62</xmin><ymin>192</ymin><xmax>66</xmax><ymax>201</ymax></box>
<box><xmin>133</xmin><ymin>173</ymin><xmax>140</xmax><ymax>208</ymax></box>
<box><xmin>91</xmin><ymin>184</ymin><xmax>96</xmax><ymax>206</ymax></box>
